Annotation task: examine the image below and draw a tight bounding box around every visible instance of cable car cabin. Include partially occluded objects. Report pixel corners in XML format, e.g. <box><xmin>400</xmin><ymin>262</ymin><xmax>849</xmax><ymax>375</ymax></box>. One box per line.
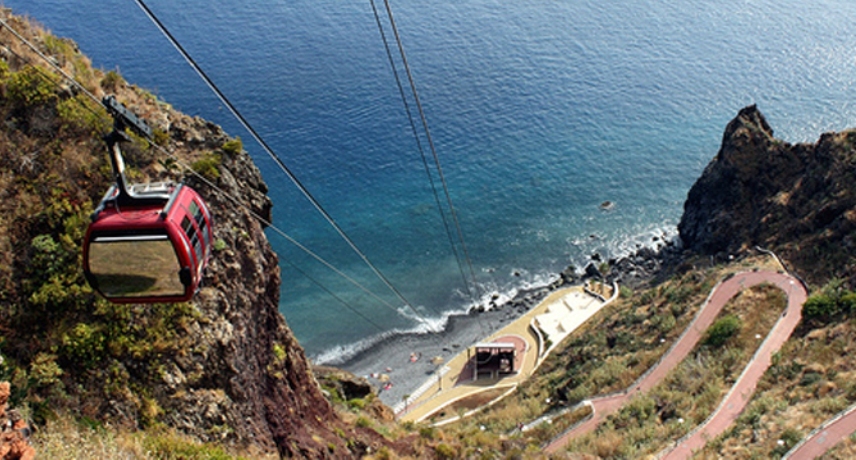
<box><xmin>83</xmin><ymin>183</ymin><xmax>212</xmax><ymax>303</ymax></box>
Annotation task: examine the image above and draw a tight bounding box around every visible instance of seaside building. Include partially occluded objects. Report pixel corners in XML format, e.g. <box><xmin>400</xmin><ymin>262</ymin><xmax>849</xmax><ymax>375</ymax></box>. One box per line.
<box><xmin>467</xmin><ymin>340</ymin><xmax>521</xmax><ymax>380</ymax></box>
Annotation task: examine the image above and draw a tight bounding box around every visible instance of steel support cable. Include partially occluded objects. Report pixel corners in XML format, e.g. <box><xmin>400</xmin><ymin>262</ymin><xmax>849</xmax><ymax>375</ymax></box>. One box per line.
<box><xmin>133</xmin><ymin>0</ymin><xmax>444</xmax><ymax>325</ymax></box>
<box><xmin>367</xmin><ymin>0</ymin><xmax>488</xmax><ymax>339</ymax></box>
<box><xmin>379</xmin><ymin>0</ymin><xmax>481</xmax><ymax>297</ymax></box>
<box><xmin>367</xmin><ymin>0</ymin><xmax>474</xmax><ymax>302</ymax></box>
<box><xmin>0</xmin><ymin>16</ymin><xmax>395</xmax><ymax>333</ymax></box>
<box><xmin>173</xmin><ymin>160</ymin><xmax>408</xmax><ymax>321</ymax></box>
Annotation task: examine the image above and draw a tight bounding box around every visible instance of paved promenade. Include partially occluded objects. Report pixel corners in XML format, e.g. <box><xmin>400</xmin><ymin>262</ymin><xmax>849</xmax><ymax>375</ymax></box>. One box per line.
<box><xmin>783</xmin><ymin>403</ymin><xmax>856</xmax><ymax>459</ymax></box>
<box><xmin>398</xmin><ymin>282</ymin><xmax>614</xmax><ymax>424</ymax></box>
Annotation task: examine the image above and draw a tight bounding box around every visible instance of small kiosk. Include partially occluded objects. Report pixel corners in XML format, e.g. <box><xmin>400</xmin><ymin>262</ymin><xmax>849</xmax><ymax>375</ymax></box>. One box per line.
<box><xmin>469</xmin><ymin>342</ymin><xmax>518</xmax><ymax>380</ymax></box>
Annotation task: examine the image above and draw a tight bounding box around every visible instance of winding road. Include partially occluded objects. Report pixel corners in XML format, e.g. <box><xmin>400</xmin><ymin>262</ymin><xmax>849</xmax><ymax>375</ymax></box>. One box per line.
<box><xmin>545</xmin><ymin>271</ymin><xmax>807</xmax><ymax>457</ymax></box>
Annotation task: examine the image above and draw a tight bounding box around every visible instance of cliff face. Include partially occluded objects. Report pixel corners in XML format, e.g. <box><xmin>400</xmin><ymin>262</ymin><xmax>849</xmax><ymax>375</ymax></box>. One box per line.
<box><xmin>0</xmin><ymin>11</ymin><xmax>389</xmax><ymax>458</ymax></box>
<box><xmin>157</xmin><ymin>120</ymin><xmax>373</xmax><ymax>457</ymax></box>
<box><xmin>679</xmin><ymin>105</ymin><xmax>856</xmax><ymax>287</ymax></box>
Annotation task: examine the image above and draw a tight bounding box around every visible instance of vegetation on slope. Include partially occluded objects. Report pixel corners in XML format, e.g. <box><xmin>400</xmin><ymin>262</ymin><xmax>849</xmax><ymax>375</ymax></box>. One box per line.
<box><xmin>702</xmin><ymin>279</ymin><xmax>856</xmax><ymax>458</ymax></box>
<box><xmin>0</xmin><ymin>11</ymin><xmax>187</xmax><ymax>422</ymax></box>
<box><xmin>429</xmin><ymin>260</ymin><xmax>856</xmax><ymax>459</ymax></box>
<box><xmin>427</xmin><ymin>257</ymin><xmax>774</xmax><ymax>456</ymax></box>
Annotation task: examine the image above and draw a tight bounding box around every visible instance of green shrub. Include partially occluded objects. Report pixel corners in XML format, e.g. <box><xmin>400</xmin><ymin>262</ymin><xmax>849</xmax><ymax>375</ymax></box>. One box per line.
<box><xmin>29</xmin><ymin>352</ymin><xmax>63</xmax><ymax>389</ymax></box>
<box><xmin>704</xmin><ymin>314</ymin><xmax>741</xmax><ymax>348</ymax></box>
<box><xmin>434</xmin><ymin>443</ymin><xmax>457</xmax><ymax>459</ymax></box>
<box><xmin>803</xmin><ymin>294</ymin><xmax>839</xmax><ymax>320</ymax></box>
<box><xmin>802</xmin><ymin>279</ymin><xmax>856</xmax><ymax>324</ymax></box>
<box><xmin>347</xmin><ymin>398</ymin><xmax>367</xmax><ymax>410</ymax></box>
<box><xmin>655</xmin><ymin>313</ymin><xmax>677</xmax><ymax>334</ymax></box>
<box><xmin>271</xmin><ymin>343</ymin><xmax>286</xmax><ymax>364</ymax></box>
<box><xmin>60</xmin><ymin>322</ymin><xmax>106</xmax><ymax>369</ymax></box>
<box><xmin>29</xmin><ymin>234</ymin><xmax>63</xmax><ymax>278</ymax></box>
<box><xmin>354</xmin><ymin>416</ymin><xmax>372</xmax><ymax>428</ymax></box>
<box><xmin>192</xmin><ymin>153</ymin><xmax>222</xmax><ymax>180</ymax></box>
<box><xmin>419</xmin><ymin>425</ymin><xmax>436</xmax><ymax>439</ymax></box>
<box><xmin>798</xmin><ymin>372</ymin><xmax>823</xmax><ymax>387</ymax></box>
<box><xmin>43</xmin><ymin>35</ymin><xmax>74</xmax><ymax>60</ymax></box>
<box><xmin>100</xmin><ymin>70</ymin><xmax>124</xmax><ymax>92</ymax></box>
<box><xmin>771</xmin><ymin>428</ymin><xmax>803</xmax><ymax>457</ymax></box>
<box><xmin>839</xmin><ymin>292</ymin><xmax>856</xmax><ymax>314</ymax></box>
<box><xmin>142</xmin><ymin>429</ymin><xmax>244</xmax><ymax>460</ymax></box>
<box><xmin>57</xmin><ymin>94</ymin><xmax>111</xmax><ymax>135</ymax></box>
<box><xmin>221</xmin><ymin>137</ymin><xmax>242</xmax><ymax>156</ymax></box>
<box><xmin>666</xmin><ymin>286</ymin><xmax>692</xmax><ymax>304</ymax></box>
<box><xmin>213</xmin><ymin>239</ymin><xmax>228</xmax><ymax>252</ymax></box>
<box><xmin>7</xmin><ymin>66</ymin><xmax>58</xmax><ymax>106</ymax></box>
<box><xmin>152</xmin><ymin>128</ymin><xmax>170</xmax><ymax>147</ymax></box>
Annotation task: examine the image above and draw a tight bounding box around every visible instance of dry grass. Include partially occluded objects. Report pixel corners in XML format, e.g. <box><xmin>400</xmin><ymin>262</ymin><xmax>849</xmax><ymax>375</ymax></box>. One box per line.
<box><xmin>820</xmin><ymin>437</ymin><xmax>856</xmax><ymax>460</ymax></box>
<box><xmin>31</xmin><ymin>414</ymin><xmax>277</xmax><ymax>460</ymax></box>
<box><xmin>703</xmin><ymin>318</ymin><xmax>856</xmax><ymax>458</ymax></box>
<box><xmin>561</xmin><ymin>283</ymin><xmax>786</xmax><ymax>457</ymax></box>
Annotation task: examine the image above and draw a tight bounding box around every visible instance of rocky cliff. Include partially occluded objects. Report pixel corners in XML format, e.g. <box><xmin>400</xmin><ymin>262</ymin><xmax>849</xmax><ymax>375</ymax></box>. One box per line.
<box><xmin>0</xmin><ymin>10</ymin><xmax>391</xmax><ymax>458</ymax></box>
<box><xmin>157</xmin><ymin>119</ymin><xmax>388</xmax><ymax>457</ymax></box>
<box><xmin>679</xmin><ymin>105</ymin><xmax>856</xmax><ymax>287</ymax></box>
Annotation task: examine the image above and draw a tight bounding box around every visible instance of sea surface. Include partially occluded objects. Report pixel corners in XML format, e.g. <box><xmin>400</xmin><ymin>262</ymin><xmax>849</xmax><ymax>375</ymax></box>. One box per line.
<box><xmin>9</xmin><ymin>0</ymin><xmax>856</xmax><ymax>362</ymax></box>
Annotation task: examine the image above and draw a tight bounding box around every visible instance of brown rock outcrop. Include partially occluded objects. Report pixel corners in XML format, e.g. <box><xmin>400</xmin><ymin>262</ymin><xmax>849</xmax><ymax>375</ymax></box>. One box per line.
<box><xmin>678</xmin><ymin>105</ymin><xmax>856</xmax><ymax>287</ymax></box>
<box><xmin>134</xmin><ymin>116</ymin><xmax>392</xmax><ymax>458</ymax></box>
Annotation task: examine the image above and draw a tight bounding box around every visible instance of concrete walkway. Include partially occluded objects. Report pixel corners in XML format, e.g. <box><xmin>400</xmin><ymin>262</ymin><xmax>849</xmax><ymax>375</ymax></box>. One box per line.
<box><xmin>397</xmin><ymin>282</ymin><xmax>615</xmax><ymax>424</ymax></box>
<box><xmin>784</xmin><ymin>402</ymin><xmax>856</xmax><ymax>459</ymax></box>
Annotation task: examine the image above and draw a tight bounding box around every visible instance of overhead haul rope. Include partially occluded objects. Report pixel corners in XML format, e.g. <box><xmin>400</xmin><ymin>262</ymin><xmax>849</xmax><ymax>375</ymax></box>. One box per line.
<box><xmin>367</xmin><ymin>0</ymin><xmax>474</xmax><ymax>301</ymax></box>
<box><xmin>0</xmin><ymin>15</ymin><xmax>394</xmax><ymax>335</ymax></box>
<box><xmin>375</xmin><ymin>0</ymin><xmax>482</xmax><ymax>299</ymax></box>
<box><xmin>133</xmin><ymin>0</ymin><xmax>450</xmax><ymax>326</ymax></box>
<box><xmin>367</xmin><ymin>0</ymin><xmax>488</xmax><ymax>339</ymax></box>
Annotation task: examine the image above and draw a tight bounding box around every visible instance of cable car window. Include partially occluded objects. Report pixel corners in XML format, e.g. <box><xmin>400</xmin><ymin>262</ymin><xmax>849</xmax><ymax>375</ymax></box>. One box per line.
<box><xmin>189</xmin><ymin>201</ymin><xmax>210</xmax><ymax>251</ymax></box>
<box><xmin>182</xmin><ymin>216</ymin><xmax>203</xmax><ymax>266</ymax></box>
<box><xmin>88</xmin><ymin>234</ymin><xmax>185</xmax><ymax>298</ymax></box>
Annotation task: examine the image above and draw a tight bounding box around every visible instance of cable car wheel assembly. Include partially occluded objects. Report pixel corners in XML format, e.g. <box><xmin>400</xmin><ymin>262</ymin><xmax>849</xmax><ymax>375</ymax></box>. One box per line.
<box><xmin>83</xmin><ymin>96</ymin><xmax>212</xmax><ymax>304</ymax></box>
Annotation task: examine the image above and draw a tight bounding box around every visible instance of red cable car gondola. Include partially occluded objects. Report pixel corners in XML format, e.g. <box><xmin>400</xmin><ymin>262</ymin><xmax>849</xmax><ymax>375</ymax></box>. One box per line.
<box><xmin>83</xmin><ymin>97</ymin><xmax>212</xmax><ymax>303</ymax></box>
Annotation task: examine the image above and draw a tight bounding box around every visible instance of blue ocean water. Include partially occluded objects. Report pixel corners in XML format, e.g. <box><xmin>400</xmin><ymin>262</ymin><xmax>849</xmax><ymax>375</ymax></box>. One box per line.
<box><xmin>9</xmin><ymin>0</ymin><xmax>856</xmax><ymax>361</ymax></box>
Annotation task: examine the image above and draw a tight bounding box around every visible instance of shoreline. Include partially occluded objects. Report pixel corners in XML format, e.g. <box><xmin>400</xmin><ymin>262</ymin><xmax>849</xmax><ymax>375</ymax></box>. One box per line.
<box><xmin>329</xmin><ymin>236</ymin><xmax>681</xmax><ymax>407</ymax></box>
<box><xmin>334</xmin><ymin>282</ymin><xmax>564</xmax><ymax>407</ymax></box>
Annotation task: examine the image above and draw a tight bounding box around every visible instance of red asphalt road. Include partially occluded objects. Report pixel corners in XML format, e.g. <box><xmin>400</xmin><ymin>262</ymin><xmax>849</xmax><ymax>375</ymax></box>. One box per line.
<box><xmin>785</xmin><ymin>406</ymin><xmax>856</xmax><ymax>459</ymax></box>
<box><xmin>545</xmin><ymin>271</ymin><xmax>807</xmax><ymax>456</ymax></box>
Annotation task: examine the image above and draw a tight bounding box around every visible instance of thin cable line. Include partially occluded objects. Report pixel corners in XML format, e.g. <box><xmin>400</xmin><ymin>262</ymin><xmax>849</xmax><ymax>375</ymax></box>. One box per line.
<box><xmin>283</xmin><ymin>261</ymin><xmax>388</xmax><ymax>334</ymax></box>
<box><xmin>368</xmin><ymin>0</ymin><xmax>474</xmax><ymax>300</ymax></box>
<box><xmin>380</xmin><ymin>0</ymin><xmax>481</xmax><ymax>297</ymax></box>
<box><xmin>368</xmin><ymin>0</ymin><xmax>487</xmax><ymax>338</ymax></box>
<box><xmin>133</xmin><ymin>0</ymin><xmax>442</xmax><ymax>323</ymax></box>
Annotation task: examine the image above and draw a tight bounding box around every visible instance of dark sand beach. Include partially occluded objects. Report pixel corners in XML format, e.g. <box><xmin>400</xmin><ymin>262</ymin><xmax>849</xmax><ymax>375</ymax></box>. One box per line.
<box><xmin>337</xmin><ymin>284</ymin><xmax>563</xmax><ymax>408</ymax></box>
